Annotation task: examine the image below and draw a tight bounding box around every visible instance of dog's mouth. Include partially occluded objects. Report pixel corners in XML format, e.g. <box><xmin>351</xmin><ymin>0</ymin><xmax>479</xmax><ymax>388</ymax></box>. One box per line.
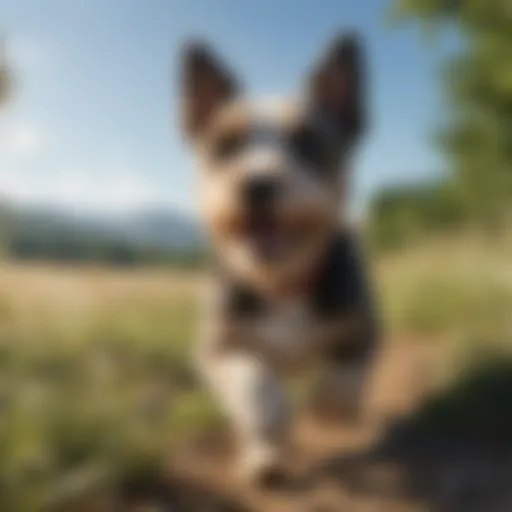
<box><xmin>243</xmin><ymin>214</ymin><xmax>301</xmax><ymax>261</ymax></box>
<box><xmin>217</xmin><ymin>207</ymin><xmax>334</xmax><ymax>265</ymax></box>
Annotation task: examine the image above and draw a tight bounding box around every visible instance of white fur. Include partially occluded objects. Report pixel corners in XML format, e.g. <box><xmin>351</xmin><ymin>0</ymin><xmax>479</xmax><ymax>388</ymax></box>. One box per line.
<box><xmin>196</xmin><ymin>345</ymin><xmax>290</xmax><ymax>477</ymax></box>
<box><xmin>194</xmin><ymin>97</ymin><xmax>359</xmax><ymax>480</ymax></box>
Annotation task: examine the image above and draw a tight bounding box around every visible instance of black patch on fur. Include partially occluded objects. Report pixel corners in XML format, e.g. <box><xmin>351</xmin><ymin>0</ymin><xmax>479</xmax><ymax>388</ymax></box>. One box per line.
<box><xmin>327</xmin><ymin>337</ymin><xmax>373</xmax><ymax>363</ymax></box>
<box><xmin>213</xmin><ymin>264</ymin><xmax>266</xmax><ymax>318</ymax></box>
<box><xmin>226</xmin><ymin>283</ymin><xmax>266</xmax><ymax>317</ymax></box>
<box><xmin>212</xmin><ymin>252</ymin><xmax>267</xmax><ymax>318</ymax></box>
<box><xmin>212</xmin><ymin>231</ymin><xmax>379</xmax><ymax>361</ymax></box>
<box><xmin>312</xmin><ymin>232</ymin><xmax>379</xmax><ymax>363</ymax></box>
<box><xmin>311</xmin><ymin>232</ymin><xmax>369</xmax><ymax>317</ymax></box>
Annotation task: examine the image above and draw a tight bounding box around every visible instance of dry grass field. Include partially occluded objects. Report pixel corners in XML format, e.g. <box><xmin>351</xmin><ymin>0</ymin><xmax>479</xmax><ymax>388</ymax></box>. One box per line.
<box><xmin>1</xmin><ymin>234</ymin><xmax>512</xmax><ymax>511</ymax></box>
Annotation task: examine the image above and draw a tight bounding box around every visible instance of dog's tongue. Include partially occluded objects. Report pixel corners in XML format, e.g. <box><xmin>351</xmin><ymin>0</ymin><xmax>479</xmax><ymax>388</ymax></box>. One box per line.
<box><xmin>247</xmin><ymin>217</ymin><xmax>285</xmax><ymax>259</ymax></box>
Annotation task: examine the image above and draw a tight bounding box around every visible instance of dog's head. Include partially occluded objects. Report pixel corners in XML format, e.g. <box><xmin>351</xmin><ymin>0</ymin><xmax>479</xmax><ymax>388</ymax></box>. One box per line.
<box><xmin>179</xmin><ymin>33</ymin><xmax>367</xmax><ymax>292</ymax></box>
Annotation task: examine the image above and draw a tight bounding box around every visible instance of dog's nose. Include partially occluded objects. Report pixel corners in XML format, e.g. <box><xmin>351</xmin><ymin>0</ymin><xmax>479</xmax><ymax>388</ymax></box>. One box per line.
<box><xmin>243</xmin><ymin>177</ymin><xmax>281</xmax><ymax>209</ymax></box>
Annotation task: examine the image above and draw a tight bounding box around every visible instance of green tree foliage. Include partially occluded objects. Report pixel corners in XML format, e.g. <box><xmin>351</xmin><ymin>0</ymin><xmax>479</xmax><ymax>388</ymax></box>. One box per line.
<box><xmin>0</xmin><ymin>204</ymin><xmax>206</xmax><ymax>268</ymax></box>
<box><xmin>0</xmin><ymin>35</ymin><xmax>12</xmax><ymax>108</ymax></box>
<box><xmin>401</xmin><ymin>0</ymin><xmax>512</xmax><ymax>221</ymax></box>
<box><xmin>5</xmin><ymin>227</ymin><xmax>206</xmax><ymax>268</ymax></box>
<box><xmin>368</xmin><ymin>181</ymin><xmax>464</xmax><ymax>250</ymax></box>
<box><xmin>371</xmin><ymin>0</ymin><xmax>512</xmax><ymax>249</ymax></box>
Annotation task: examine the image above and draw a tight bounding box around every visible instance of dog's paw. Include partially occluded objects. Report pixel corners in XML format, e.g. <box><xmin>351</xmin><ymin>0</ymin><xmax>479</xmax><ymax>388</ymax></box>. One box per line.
<box><xmin>237</xmin><ymin>447</ymin><xmax>289</xmax><ymax>490</ymax></box>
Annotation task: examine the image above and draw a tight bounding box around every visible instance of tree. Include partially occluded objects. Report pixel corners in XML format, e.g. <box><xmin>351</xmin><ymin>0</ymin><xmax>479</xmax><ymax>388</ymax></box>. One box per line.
<box><xmin>392</xmin><ymin>0</ymin><xmax>512</xmax><ymax>228</ymax></box>
<box><xmin>0</xmin><ymin>35</ymin><xmax>12</xmax><ymax>108</ymax></box>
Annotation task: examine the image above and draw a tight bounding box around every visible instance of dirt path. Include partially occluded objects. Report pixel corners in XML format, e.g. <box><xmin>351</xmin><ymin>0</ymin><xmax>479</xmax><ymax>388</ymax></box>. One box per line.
<box><xmin>127</xmin><ymin>340</ymin><xmax>512</xmax><ymax>512</ymax></box>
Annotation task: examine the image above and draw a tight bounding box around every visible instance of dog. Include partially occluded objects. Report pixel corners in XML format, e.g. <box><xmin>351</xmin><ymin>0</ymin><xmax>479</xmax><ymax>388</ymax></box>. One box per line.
<box><xmin>178</xmin><ymin>31</ymin><xmax>379</xmax><ymax>486</ymax></box>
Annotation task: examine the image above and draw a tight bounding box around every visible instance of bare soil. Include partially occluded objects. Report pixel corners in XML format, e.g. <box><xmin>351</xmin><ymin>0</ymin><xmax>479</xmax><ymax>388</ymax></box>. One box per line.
<box><xmin>124</xmin><ymin>339</ymin><xmax>512</xmax><ymax>512</ymax></box>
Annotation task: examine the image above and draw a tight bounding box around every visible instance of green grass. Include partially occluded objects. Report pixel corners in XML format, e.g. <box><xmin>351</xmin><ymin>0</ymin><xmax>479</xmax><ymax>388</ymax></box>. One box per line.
<box><xmin>377</xmin><ymin>233</ymin><xmax>512</xmax><ymax>339</ymax></box>
<box><xmin>0</xmin><ymin>265</ymin><xmax>218</xmax><ymax>511</ymax></box>
<box><xmin>1</xmin><ymin>232</ymin><xmax>512</xmax><ymax>510</ymax></box>
<box><xmin>376</xmin><ymin>233</ymin><xmax>512</xmax><ymax>451</ymax></box>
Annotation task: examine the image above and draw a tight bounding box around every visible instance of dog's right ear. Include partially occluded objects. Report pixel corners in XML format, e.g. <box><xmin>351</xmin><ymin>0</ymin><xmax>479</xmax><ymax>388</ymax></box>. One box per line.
<box><xmin>308</xmin><ymin>33</ymin><xmax>366</xmax><ymax>148</ymax></box>
<box><xmin>180</xmin><ymin>41</ymin><xmax>239</xmax><ymax>140</ymax></box>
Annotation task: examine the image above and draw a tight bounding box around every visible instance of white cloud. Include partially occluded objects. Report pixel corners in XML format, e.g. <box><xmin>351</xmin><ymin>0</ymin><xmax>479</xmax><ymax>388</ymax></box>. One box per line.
<box><xmin>0</xmin><ymin>168</ymin><xmax>178</xmax><ymax>213</ymax></box>
<box><xmin>0</xmin><ymin>121</ymin><xmax>171</xmax><ymax>212</ymax></box>
<box><xmin>45</xmin><ymin>170</ymin><xmax>171</xmax><ymax>212</ymax></box>
<box><xmin>0</xmin><ymin>122</ymin><xmax>48</xmax><ymax>157</ymax></box>
<box><xmin>1</xmin><ymin>116</ymin><xmax>189</xmax><ymax>214</ymax></box>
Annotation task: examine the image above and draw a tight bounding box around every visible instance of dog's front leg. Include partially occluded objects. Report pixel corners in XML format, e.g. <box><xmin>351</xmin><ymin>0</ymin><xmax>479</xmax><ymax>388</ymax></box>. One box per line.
<box><xmin>196</xmin><ymin>344</ymin><xmax>291</xmax><ymax>483</ymax></box>
<box><xmin>311</xmin><ymin>332</ymin><xmax>377</xmax><ymax>424</ymax></box>
<box><xmin>311</xmin><ymin>358</ymin><xmax>370</xmax><ymax>423</ymax></box>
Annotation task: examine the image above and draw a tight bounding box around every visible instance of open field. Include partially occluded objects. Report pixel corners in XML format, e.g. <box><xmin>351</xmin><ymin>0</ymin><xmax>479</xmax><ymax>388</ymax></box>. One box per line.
<box><xmin>1</xmin><ymin>234</ymin><xmax>512</xmax><ymax>511</ymax></box>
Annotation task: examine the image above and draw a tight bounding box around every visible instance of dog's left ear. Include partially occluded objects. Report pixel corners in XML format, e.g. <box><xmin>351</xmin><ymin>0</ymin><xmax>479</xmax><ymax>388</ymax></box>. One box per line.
<box><xmin>309</xmin><ymin>33</ymin><xmax>366</xmax><ymax>147</ymax></box>
<box><xmin>180</xmin><ymin>41</ymin><xmax>239</xmax><ymax>140</ymax></box>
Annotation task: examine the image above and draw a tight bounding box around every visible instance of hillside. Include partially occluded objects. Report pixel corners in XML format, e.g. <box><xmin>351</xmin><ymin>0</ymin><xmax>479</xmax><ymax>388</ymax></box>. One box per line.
<box><xmin>0</xmin><ymin>202</ymin><xmax>205</xmax><ymax>265</ymax></box>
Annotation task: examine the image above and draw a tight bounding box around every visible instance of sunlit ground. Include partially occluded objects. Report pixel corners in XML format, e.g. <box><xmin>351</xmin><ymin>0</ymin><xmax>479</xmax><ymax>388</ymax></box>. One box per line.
<box><xmin>1</xmin><ymin>232</ymin><xmax>512</xmax><ymax>510</ymax></box>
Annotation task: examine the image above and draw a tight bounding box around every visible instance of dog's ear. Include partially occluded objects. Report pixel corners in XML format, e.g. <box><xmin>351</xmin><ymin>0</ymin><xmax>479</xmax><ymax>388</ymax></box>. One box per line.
<box><xmin>309</xmin><ymin>33</ymin><xmax>366</xmax><ymax>147</ymax></box>
<box><xmin>180</xmin><ymin>41</ymin><xmax>239</xmax><ymax>139</ymax></box>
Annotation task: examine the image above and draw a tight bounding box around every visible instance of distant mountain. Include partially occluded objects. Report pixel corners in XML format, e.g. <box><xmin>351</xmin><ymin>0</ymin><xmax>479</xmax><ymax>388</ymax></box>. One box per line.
<box><xmin>103</xmin><ymin>208</ymin><xmax>205</xmax><ymax>249</ymax></box>
<box><xmin>1</xmin><ymin>202</ymin><xmax>205</xmax><ymax>265</ymax></box>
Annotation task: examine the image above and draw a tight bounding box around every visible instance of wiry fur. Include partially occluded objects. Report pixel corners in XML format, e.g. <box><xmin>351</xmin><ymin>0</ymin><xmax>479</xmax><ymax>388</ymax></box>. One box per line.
<box><xmin>195</xmin><ymin>96</ymin><xmax>342</xmax><ymax>292</ymax></box>
<box><xmin>179</xmin><ymin>32</ymin><xmax>378</xmax><ymax>484</ymax></box>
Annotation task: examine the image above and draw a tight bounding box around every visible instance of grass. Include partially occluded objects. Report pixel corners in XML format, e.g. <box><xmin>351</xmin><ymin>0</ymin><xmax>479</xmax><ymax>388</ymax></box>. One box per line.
<box><xmin>1</xmin><ymin>232</ymin><xmax>512</xmax><ymax>510</ymax></box>
<box><xmin>0</xmin><ymin>263</ymin><xmax>220</xmax><ymax>510</ymax></box>
<box><xmin>376</xmin><ymin>232</ymin><xmax>512</xmax><ymax>453</ymax></box>
<box><xmin>377</xmin><ymin>232</ymin><xmax>512</xmax><ymax>339</ymax></box>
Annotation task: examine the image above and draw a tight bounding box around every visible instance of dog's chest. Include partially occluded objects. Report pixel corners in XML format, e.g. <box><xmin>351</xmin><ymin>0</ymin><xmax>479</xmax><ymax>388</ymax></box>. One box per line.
<box><xmin>252</xmin><ymin>298</ymin><xmax>315</xmax><ymax>348</ymax></box>
<box><xmin>211</xmin><ymin>231</ymin><xmax>369</xmax><ymax>359</ymax></box>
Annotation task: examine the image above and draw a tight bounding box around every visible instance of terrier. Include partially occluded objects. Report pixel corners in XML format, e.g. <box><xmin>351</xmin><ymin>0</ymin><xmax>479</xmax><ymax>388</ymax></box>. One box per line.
<box><xmin>178</xmin><ymin>31</ymin><xmax>379</xmax><ymax>486</ymax></box>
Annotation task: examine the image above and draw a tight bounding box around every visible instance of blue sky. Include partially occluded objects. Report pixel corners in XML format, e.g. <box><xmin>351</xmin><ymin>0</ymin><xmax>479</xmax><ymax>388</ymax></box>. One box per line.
<box><xmin>1</xmin><ymin>0</ymin><xmax>447</xmax><ymax>217</ymax></box>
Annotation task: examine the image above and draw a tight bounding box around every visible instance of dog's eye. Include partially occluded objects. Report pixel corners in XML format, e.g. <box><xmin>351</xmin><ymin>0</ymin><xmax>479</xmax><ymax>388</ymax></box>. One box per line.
<box><xmin>212</xmin><ymin>133</ymin><xmax>245</xmax><ymax>161</ymax></box>
<box><xmin>289</xmin><ymin>127</ymin><xmax>325</xmax><ymax>166</ymax></box>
